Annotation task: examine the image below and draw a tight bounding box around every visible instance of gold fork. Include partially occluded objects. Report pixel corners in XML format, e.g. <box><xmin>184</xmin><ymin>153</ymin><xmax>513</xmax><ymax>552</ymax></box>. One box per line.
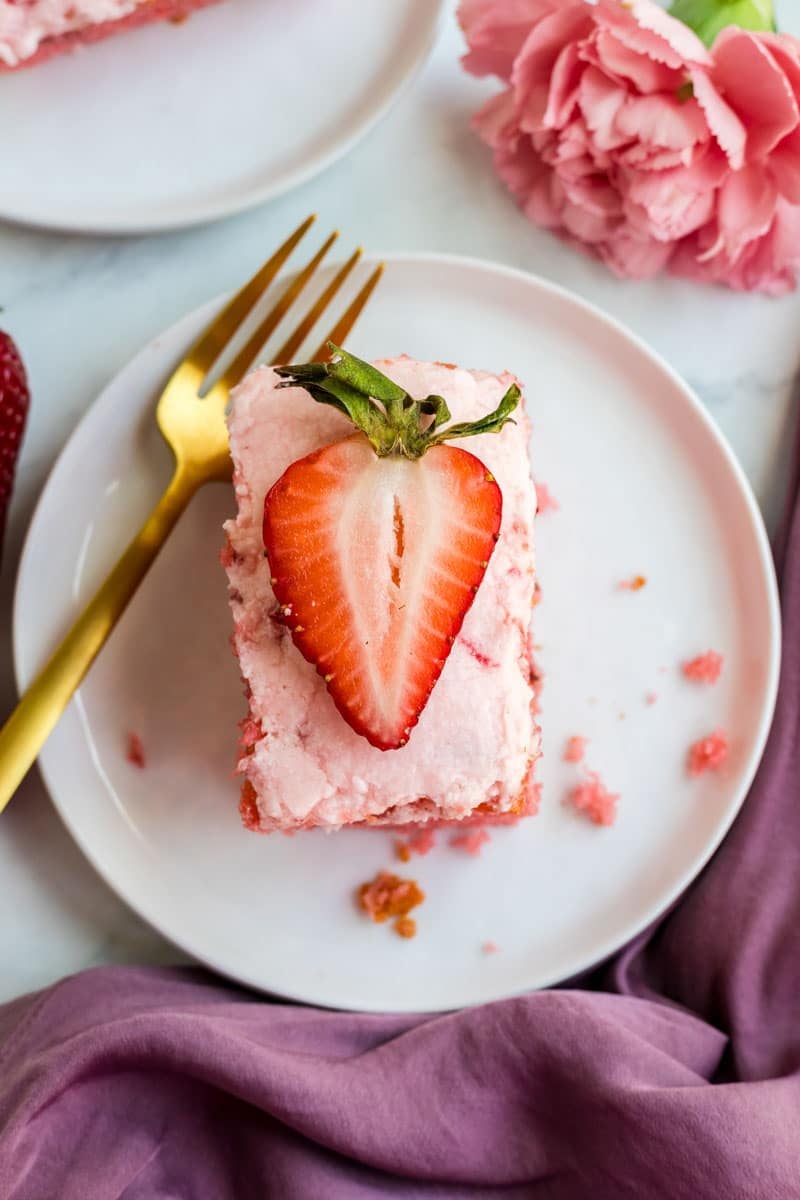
<box><xmin>0</xmin><ymin>215</ymin><xmax>383</xmax><ymax>813</ymax></box>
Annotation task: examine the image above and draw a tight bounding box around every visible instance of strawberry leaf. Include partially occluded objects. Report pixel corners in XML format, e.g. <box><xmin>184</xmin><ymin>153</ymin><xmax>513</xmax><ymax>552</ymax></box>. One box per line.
<box><xmin>419</xmin><ymin>394</ymin><xmax>452</xmax><ymax>430</ymax></box>
<box><xmin>325</xmin><ymin>344</ymin><xmax>407</xmax><ymax>422</ymax></box>
<box><xmin>429</xmin><ymin>384</ymin><xmax>520</xmax><ymax>447</ymax></box>
<box><xmin>275</xmin><ymin>354</ymin><xmax>520</xmax><ymax>459</ymax></box>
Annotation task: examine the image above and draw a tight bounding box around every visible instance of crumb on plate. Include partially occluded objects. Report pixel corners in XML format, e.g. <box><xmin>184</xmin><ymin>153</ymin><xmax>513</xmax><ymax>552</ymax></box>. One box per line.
<box><xmin>682</xmin><ymin>651</ymin><xmax>724</xmax><ymax>684</ymax></box>
<box><xmin>532</xmin><ymin>581</ymin><xmax>542</xmax><ymax>608</ymax></box>
<box><xmin>645</xmin><ymin>692</ymin><xmax>658</xmax><ymax>706</ymax></box>
<box><xmin>567</xmin><ymin>771</ymin><xmax>619</xmax><ymax>827</ymax></box>
<box><xmin>358</xmin><ymin>871</ymin><xmax>425</xmax><ymax>938</ymax></box>
<box><xmin>535</xmin><ymin>481</ymin><xmax>559</xmax><ymax>514</ymax></box>
<box><xmin>688</xmin><ymin>730</ymin><xmax>729</xmax><ymax>776</ymax></box>
<box><xmin>126</xmin><ymin>732</ymin><xmax>146</xmax><ymax>769</ymax></box>
<box><xmin>450</xmin><ymin>828</ymin><xmax>490</xmax><ymax>856</ymax></box>
<box><xmin>482</xmin><ymin>941</ymin><xmax>500</xmax><ymax>955</ymax></box>
<box><xmin>563</xmin><ymin>735</ymin><xmax>588</xmax><ymax>763</ymax></box>
<box><xmin>395</xmin><ymin>826</ymin><xmax>437</xmax><ymax>862</ymax></box>
<box><xmin>618</xmin><ymin>575</ymin><xmax>647</xmax><ymax>591</ymax></box>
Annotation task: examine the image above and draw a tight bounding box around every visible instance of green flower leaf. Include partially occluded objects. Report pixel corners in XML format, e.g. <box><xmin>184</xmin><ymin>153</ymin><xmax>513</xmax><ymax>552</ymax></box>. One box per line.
<box><xmin>669</xmin><ymin>0</ymin><xmax>775</xmax><ymax>46</ymax></box>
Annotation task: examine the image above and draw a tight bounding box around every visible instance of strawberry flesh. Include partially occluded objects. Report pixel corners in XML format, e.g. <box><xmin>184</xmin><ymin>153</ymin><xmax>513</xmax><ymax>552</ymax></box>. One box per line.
<box><xmin>263</xmin><ymin>432</ymin><xmax>502</xmax><ymax>750</ymax></box>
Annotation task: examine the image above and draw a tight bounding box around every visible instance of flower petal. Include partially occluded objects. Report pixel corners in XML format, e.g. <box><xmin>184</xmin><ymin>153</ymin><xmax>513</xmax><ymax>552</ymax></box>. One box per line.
<box><xmin>459</xmin><ymin>0</ymin><xmax>559</xmax><ymax>81</ymax></box>
<box><xmin>594</xmin><ymin>0</ymin><xmax>709</xmax><ymax>69</ymax></box>
<box><xmin>615</xmin><ymin>94</ymin><xmax>708</xmax><ymax>150</ymax></box>
<box><xmin>617</xmin><ymin>142</ymin><xmax>691</xmax><ymax>170</ymax></box>
<box><xmin>561</xmin><ymin>196</ymin><xmax>619</xmax><ymax>245</ymax></box>
<box><xmin>712</xmin><ymin>28</ymin><xmax>799</xmax><ymax>160</ymax></box>
<box><xmin>757</xmin><ymin>33</ymin><xmax>800</xmax><ymax>97</ymax></box>
<box><xmin>522</xmin><ymin>167</ymin><xmax>566</xmax><ymax>229</ymax></box>
<box><xmin>493</xmin><ymin>136</ymin><xmax>554</xmax><ymax>209</ymax></box>
<box><xmin>689</xmin><ymin>68</ymin><xmax>746</xmax><ymax>170</ymax></box>
<box><xmin>672</xmin><ymin>205</ymin><xmax>800</xmax><ymax>296</ymax></box>
<box><xmin>624</xmin><ymin>165</ymin><xmax>715</xmax><ymax>240</ymax></box>
<box><xmin>588</xmin><ymin>27</ymin><xmax>686</xmax><ymax>93</ymax></box>
<box><xmin>543</xmin><ymin>41</ymin><xmax>583</xmax><ymax>129</ymax></box>
<box><xmin>472</xmin><ymin>87</ymin><xmax>520</xmax><ymax>151</ymax></box>
<box><xmin>512</xmin><ymin>4</ymin><xmax>595</xmax><ymax>131</ymax></box>
<box><xmin>712</xmin><ymin>164</ymin><xmax>779</xmax><ymax>259</ymax></box>
<box><xmin>769</xmin><ymin>127</ymin><xmax>800</xmax><ymax>203</ymax></box>
<box><xmin>577</xmin><ymin>65</ymin><xmax>630</xmax><ymax>151</ymax></box>
<box><xmin>600</xmin><ymin>231</ymin><xmax>674</xmax><ymax>279</ymax></box>
<box><xmin>769</xmin><ymin>198</ymin><xmax>800</xmax><ymax>275</ymax></box>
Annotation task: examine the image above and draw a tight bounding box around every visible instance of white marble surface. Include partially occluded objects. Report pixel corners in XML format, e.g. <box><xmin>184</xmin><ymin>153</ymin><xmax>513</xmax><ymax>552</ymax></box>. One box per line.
<box><xmin>1</xmin><ymin>4</ymin><xmax>799</xmax><ymax>1005</ymax></box>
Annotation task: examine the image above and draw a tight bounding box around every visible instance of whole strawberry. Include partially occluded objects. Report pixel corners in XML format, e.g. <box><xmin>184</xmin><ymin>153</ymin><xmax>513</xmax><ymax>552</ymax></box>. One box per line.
<box><xmin>0</xmin><ymin>331</ymin><xmax>30</xmax><ymax>558</ymax></box>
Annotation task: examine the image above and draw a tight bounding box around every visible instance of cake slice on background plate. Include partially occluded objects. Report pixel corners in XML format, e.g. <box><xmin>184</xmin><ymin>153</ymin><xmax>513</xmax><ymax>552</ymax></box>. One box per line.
<box><xmin>0</xmin><ymin>0</ymin><xmax>226</xmax><ymax>72</ymax></box>
<box><xmin>222</xmin><ymin>349</ymin><xmax>540</xmax><ymax>834</ymax></box>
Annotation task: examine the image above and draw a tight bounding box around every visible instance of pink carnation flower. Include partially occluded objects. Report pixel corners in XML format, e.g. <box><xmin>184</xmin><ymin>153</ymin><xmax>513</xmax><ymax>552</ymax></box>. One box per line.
<box><xmin>459</xmin><ymin>0</ymin><xmax>800</xmax><ymax>294</ymax></box>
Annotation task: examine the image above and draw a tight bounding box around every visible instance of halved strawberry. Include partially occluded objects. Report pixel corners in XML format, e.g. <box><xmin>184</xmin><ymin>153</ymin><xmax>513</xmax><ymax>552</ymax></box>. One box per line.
<box><xmin>263</xmin><ymin>346</ymin><xmax>519</xmax><ymax>751</ymax></box>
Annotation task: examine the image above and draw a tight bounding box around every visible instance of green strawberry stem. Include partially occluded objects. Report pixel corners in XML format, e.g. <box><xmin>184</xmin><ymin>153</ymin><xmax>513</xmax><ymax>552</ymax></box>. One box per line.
<box><xmin>276</xmin><ymin>344</ymin><xmax>519</xmax><ymax>460</ymax></box>
<box><xmin>668</xmin><ymin>0</ymin><xmax>775</xmax><ymax>45</ymax></box>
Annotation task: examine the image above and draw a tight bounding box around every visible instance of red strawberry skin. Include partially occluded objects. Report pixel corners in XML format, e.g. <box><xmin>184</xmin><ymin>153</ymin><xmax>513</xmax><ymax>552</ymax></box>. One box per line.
<box><xmin>0</xmin><ymin>332</ymin><xmax>30</xmax><ymax>555</ymax></box>
<box><xmin>263</xmin><ymin>433</ymin><xmax>502</xmax><ymax>751</ymax></box>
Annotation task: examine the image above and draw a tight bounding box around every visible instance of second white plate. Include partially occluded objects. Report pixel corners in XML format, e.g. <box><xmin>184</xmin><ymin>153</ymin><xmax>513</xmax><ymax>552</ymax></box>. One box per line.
<box><xmin>0</xmin><ymin>0</ymin><xmax>443</xmax><ymax>233</ymax></box>
<box><xmin>14</xmin><ymin>254</ymin><xmax>780</xmax><ymax>1010</ymax></box>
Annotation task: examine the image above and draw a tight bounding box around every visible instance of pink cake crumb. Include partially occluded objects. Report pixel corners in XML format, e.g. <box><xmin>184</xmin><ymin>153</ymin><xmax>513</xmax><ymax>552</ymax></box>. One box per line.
<box><xmin>126</xmin><ymin>732</ymin><xmax>146</xmax><ymax>769</ymax></box>
<box><xmin>618</xmin><ymin>575</ymin><xmax>647</xmax><ymax>592</ymax></box>
<box><xmin>567</xmin><ymin>771</ymin><xmax>619</xmax><ymax>826</ymax></box>
<box><xmin>645</xmin><ymin>692</ymin><xmax>658</xmax><ymax>706</ymax></box>
<box><xmin>532</xmin><ymin>581</ymin><xmax>542</xmax><ymax>608</ymax></box>
<box><xmin>395</xmin><ymin>827</ymin><xmax>437</xmax><ymax>863</ymax></box>
<box><xmin>535</xmin><ymin>481</ymin><xmax>559</xmax><ymax>514</ymax></box>
<box><xmin>688</xmin><ymin>730</ymin><xmax>729</xmax><ymax>776</ymax></box>
<box><xmin>237</xmin><ymin>717</ymin><xmax>262</xmax><ymax>750</ymax></box>
<box><xmin>563</xmin><ymin>736</ymin><xmax>588</xmax><ymax>764</ymax></box>
<box><xmin>682</xmin><ymin>651</ymin><xmax>724</xmax><ymax>684</ymax></box>
<box><xmin>450</xmin><ymin>828</ymin><xmax>490</xmax><ymax>856</ymax></box>
<box><xmin>482</xmin><ymin>941</ymin><xmax>500</xmax><ymax>955</ymax></box>
<box><xmin>357</xmin><ymin>872</ymin><xmax>425</xmax><ymax>938</ymax></box>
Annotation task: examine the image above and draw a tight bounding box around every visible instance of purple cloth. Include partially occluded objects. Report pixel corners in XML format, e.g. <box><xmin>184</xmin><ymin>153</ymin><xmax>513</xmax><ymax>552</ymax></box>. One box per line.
<box><xmin>1</xmin><ymin>421</ymin><xmax>799</xmax><ymax>1199</ymax></box>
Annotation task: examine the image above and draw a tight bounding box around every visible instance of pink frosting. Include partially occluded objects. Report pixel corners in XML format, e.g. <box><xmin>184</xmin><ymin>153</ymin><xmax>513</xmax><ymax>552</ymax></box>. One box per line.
<box><xmin>224</xmin><ymin>358</ymin><xmax>540</xmax><ymax>833</ymax></box>
<box><xmin>0</xmin><ymin>0</ymin><xmax>143</xmax><ymax>66</ymax></box>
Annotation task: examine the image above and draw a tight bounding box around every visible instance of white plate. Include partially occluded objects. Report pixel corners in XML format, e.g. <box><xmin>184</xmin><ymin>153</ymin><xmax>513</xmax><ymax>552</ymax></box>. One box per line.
<box><xmin>0</xmin><ymin>0</ymin><xmax>442</xmax><ymax>234</ymax></box>
<box><xmin>14</xmin><ymin>254</ymin><xmax>780</xmax><ymax>1011</ymax></box>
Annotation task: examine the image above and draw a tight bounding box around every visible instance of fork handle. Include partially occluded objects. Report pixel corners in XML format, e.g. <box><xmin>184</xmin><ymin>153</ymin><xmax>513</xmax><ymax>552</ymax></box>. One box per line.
<box><xmin>0</xmin><ymin>466</ymin><xmax>200</xmax><ymax>813</ymax></box>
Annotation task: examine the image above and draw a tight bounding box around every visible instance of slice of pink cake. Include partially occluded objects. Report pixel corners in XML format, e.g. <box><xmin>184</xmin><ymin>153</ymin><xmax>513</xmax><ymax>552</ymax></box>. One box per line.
<box><xmin>223</xmin><ymin>356</ymin><xmax>540</xmax><ymax>834</ymax></box>
<box><xmin>0</xmin><ymin>0</ymin><xmax>225</xmax><ymax>71</ymax></box>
